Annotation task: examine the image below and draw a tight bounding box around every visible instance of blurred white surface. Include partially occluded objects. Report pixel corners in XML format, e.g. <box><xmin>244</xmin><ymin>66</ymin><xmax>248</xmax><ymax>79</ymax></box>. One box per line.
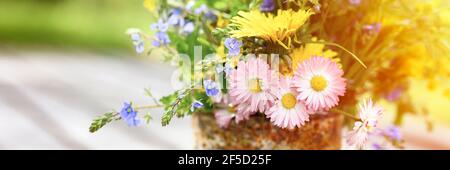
<box><xmin>0</xmin><ymin>50</ymin><xmax>194</xmax><ymax>149</ymax></box>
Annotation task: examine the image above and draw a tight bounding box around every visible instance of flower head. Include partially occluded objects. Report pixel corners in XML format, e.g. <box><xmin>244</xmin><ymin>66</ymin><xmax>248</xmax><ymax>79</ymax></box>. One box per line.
<box><xmin>119</xmin><ymin>102</ymin><xmax>140</xmax><ymax>126</ymax></box>
<box><xmin>216</xmin><ymin>62</ymin><xmax>235</xmax><ymax>76</ymax></box>
<box><xmin>230</xmin><ymin>9</ymin><xmax>313</xmax><ymax>42</ymax></box>
<box><xmin>224</xmin><ymin>38</ymin><xmax>242</xmax><ymax>56</ymax></box>
<box><xmin>203</xmin><ymin>79</ymin><xmax>219</xmax><ymax>96</ymax></box>
<box><xmin>260</xmin><ymin>0</ymin><xmax>275</xmax><ymax>12</ymax></box>
<box><xmin>167</xmin><ymin>7</ymin><xmax>195</xmax><ymax>35</ymax></box>
<box><xmin>293</xmin><ymin>57</ymin><xmax>346</xmax><ymax>111</ymax></box>
<box><xmin>190</xmin><ymin>100</ymin><xmax>204</xmax><ymax>112</ymax></box>
<box><xmin>204</xmin><ymin>11</ymin><xmax>217</xmax><ymax>22</ymax></box>
<box><xmin>266</xmin><ymin>77</ymin><xmax>311</xmax><ymax>129</ymax></box>
<box><xmin>150</xmin><ymin>19</ymin><xmax>169</xmax><ymax>32</ymax></box>
<box><xmin>129</xmin><ymin>33</ymin><xmax>145</xmax><ymax>54</ymax></box>
<box><xmin>346</xmin><ymin>99</ymin><xmax>383</xmax><ymax>148</ymax></box>
<box><xmin>383</xmin><ymin>125</ymin><xmax>402</xmax><ymax>142</ymax></box>
<box><xmin>152</xmin><ymin>32</ymin><xmax>171</xmax><ymax>47</ymax></box>
<box><xmin>181</xmin><ymin>22</ymin><xmax>195</xmax><ymax>34</ymax></box>
<box><xmin>228</xmin><ymin>57</ymin><xmax>278</xmax><ymax>122</ymax></box>
<box><xmin>177</xmin><ymin>20</ymin><xmax>194</xmax><ymax>35</ymax></box>
<box><xmin>168</xmin><ymin>8</ymin><xmax>184</xmax><ymax>26</ymax></box>
<box><xmin>195</xmin><ymin>4</ymin><xmax>208</xmax><ymax>15</ymax></box>
<box><xmin>371</xmin><ymin>143</ymin><xmax>383</xmax><ymax>150</ymax></box>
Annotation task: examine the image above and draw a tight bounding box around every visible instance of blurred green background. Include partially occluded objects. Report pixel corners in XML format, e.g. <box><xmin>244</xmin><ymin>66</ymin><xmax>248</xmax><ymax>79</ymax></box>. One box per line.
<box><xmin>0</xmin><ymin>0</ymin><xmax>153</xmax><ymax>54</ymax></box>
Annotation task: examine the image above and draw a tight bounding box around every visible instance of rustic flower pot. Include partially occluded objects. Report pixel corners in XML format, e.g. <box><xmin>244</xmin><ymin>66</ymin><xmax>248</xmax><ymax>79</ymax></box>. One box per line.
<box><xmin>192</xmin><ymin>112</ymin><xmax>343</xmax><ymax>150</ymax></box>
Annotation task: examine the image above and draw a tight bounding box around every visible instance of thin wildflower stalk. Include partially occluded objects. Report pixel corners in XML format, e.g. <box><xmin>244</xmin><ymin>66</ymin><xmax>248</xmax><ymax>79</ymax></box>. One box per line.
<box><xmin>331</xmin><ymin>108</ymin><xmax>361</xmax><ymax>121</ymax></box>
<box><xmin>308</xmin><ymin>41</ymin><xmax>367</xmax><ymax>69</ymax></box>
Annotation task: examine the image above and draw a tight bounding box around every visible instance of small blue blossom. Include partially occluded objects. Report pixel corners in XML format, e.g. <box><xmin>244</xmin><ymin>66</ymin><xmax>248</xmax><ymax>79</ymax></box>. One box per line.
<box><xmin>384</xmin><ymin>126</ymin><xmax>402</xmax><ymax>142</ymax></box>
<box><xmin>130</xmin><ymin>33</ymin><xmax>145</xmax><ymax>54</ymax></box>
<box><xmin>135</xmin><ymin>42</ymin><xmax>145</xmax><ymax>54</ymax></box>
<box><xmin>181</xmin><ymin>22</ymin><xmax>195</xmax><ymax>34</ymax></box>
<box><xmin>150</xmin><ymin>19</ymin><xmax>169</xmax><ymax>32</ymax></box>
<box><xmin>224</xmin><ymin>38</ymin><xmax>242</xmax><ymax>56</ymax></box>
<box><xmin>204</xmin><ymin>11</ymin><xmax>217</xmax><ymax>22</ymax></box>
<box><xmin>152</xmin><ymin>32</ymin><xmax>171</xmax><ymax>47</ymax></box>
<box><xmin>168</xmin><ymin>8</ymin><xmax>184</xmax><ymax>26</ymax></box>
<box><xmin>260</xmin><ymin>0</ymin><xmax>275</xmax><ymax>12</ymax></box>
<box><xmin>194</xmin><ymin>4</ymin><xmax>217</xmax><ymax>22</ymax></box>
<box><xmin>167</xmin><ymin>7</ymin><xmax>195</xmax><ymax>35</ymax></box>
<box><xmin>371</xmin><ymin>143</ymin><xmax>383</xmax><ymax>150</ymax></box>
<box><xmin>119</xmin><ymin>102</ymin><xmax>140</xmax><ymax>126</ymax></box>
<box><xmin>131</xmin><ymin>33</ymin><xmax>140</xmax><ymax>41</ymax></box>
<box><xmin>185</xmin><ymin>1</ymin><xmax>196</xmax><ymax>11</ymax></box>
<box><xmin>194</xmin><ymin>4</ymin><xmax>208</xmax><ymax>15</ymax></box>
<box><xmin>215</xmin><ymin>62</ymin><xmax>234</xmax><ymax>76</ymax></box>
<box><xmin>223</xmin><ymin>62</ymin><xmax>234</xmax><ymax>75</ymax></box>
<box><xmin>190</xmin><ymin>100</ymin><xmax>204</xmax><ymax>112</ymax></box>
<box><xmin>203</xmin><ymin>79</ymin><xmax>219</xmax><ymax>96</ymax></box>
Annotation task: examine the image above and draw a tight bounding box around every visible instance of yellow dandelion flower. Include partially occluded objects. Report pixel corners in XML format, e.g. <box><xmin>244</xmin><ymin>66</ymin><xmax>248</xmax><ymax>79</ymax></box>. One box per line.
<box><xmin>143</xmin><ymin>0</ymin><xmax>156</xmax><ymax>12</ymax></box>
<box><xmin>229</xmin><ymin>9</ymin><xmax>313</xmax><ymax>43</ymax></box>
<box><xmin>216</xmin><ymin>15</ymin><xmax>229</xmax><ymax>29</ymax></box>
<box><xmin>291</xmin><ymin>38</ymin><xmax>341</xmax><ymax>71</ymax></box>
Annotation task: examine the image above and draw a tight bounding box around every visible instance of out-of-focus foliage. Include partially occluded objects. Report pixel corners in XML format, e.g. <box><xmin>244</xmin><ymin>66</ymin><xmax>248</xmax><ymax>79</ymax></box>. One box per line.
<box><xmin>0</xmin><ymin>0</ymin><xmax>152</xmax><ymax>53</ymax></box>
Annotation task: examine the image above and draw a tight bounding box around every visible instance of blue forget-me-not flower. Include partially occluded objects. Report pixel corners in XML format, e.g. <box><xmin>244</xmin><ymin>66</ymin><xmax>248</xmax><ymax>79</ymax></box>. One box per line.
<box><xmin>203</xmin><ymin>79</ymin><xmax>219</xmax><ymax>96</ymax></box>
<box><xmin>130</xmin><ymin>33</ymin><xmax>145</xmax><ymax>54</ymax></box>
<box><xmin>152</xmin><ymin>32</ymin><xmax>171</xmax><ymax>47</ymax></box>
<box><xmin>120</xmin><ymin>102</ymin><xmax>140</xmax><ymax>126</ymax></box>
<box><xmin>224</xmin><ymin>38</ymin><xmax>242</xmax><ymax>56</ymax></box>
<box><xmin>190</xmin><ymin>100</ymin><xmax>204</xmax><ymax>112</ymax></box>
<box><xmin>260</xmin><ymin>0</ymin><xmax>275</xmax><ymax>12</ymax></box>
<box><xmin>150</xmin><ymin>19</ymin><xmax>171</xmax><ymax>47</ymax></box>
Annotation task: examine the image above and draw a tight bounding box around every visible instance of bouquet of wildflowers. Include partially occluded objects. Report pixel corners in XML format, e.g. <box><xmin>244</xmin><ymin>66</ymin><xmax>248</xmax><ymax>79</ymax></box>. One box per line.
<box><xmin>89</xmin><ymin>0</ymin><xmax>449</xmax><ymax>149</ymax></box>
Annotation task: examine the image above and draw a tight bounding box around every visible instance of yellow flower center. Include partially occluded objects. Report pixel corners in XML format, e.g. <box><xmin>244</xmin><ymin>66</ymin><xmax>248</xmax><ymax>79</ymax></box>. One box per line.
<box><xmin>310</xmin><ymin>75</ymin><xmax>328</xmax><ymax>92</ymax></box>
<box><xmin>227</xmin><ymin>105</ymin><xmax>236</xmax><ymax>113</ymax></box>
<box><xmin>281</xmin><ymin>93</ymin><xmax>297</xmax><ymax>109</ymax></box>
<box><xmin>248</xmin><ymin>78</ymin><xmax>262</xmax><ymax>93</ymax></box>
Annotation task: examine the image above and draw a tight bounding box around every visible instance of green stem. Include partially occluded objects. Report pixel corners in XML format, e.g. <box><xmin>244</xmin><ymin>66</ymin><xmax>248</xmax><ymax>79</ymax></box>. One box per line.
<box><xmin>302</xmin><ymin>41</ymin><xmax>367</xmax><ymax>69</ymax></box>
<box><xmin>135</xmin><ymin>104</ymin><xmax>163</xmax><ymax>110</ymax></box>
<box><xmin>331</xmin><ymin>108</ymin><xmax>360</xmax><ymax>121</ymax></box>
<box><xmin>276</xmin><ymin>0</ymin><xmax>282</xmax><ymax>10</ymax></box>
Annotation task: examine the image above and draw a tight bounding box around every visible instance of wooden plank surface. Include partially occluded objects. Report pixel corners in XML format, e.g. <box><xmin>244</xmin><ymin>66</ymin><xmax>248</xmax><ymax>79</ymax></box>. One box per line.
<box><xmin>0</xmin><ymin>50</ymin><xmax>449</xmax><ymax>149</ymax></box>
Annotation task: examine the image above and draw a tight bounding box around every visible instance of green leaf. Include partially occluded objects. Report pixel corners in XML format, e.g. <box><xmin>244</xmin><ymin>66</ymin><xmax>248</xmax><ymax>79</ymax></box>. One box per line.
<box><xmin>161</xmin><ymin>110</ymin><xmax>173</xmax><ymax>126</ymax></box>
<box><xmin>249</xmin><ymin>0</ymin><xmax>261</xmax><ymax>10</ymax></box>
<box><xmin>144</xmin><ymin>113</ymin><xmax>153</xmax><ymax>124</ymax></box>
<box><xmin>159</xmin><ymin>92</ymin><xmax>178</xmax><ymax>106</ymax></box>
<box><xmin>193</xmin><ymin>90</ymin><xmax>214</xmax><ymax>112</ymax></box>
<box><xmin>89</xmin><ymin>112</ymin><xmax>120</xmax><ymax>133</ymax></box>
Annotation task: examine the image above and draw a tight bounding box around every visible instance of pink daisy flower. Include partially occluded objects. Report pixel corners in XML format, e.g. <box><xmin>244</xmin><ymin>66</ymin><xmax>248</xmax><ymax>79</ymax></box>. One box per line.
<box><xmin>228</xmin><ymin>57</ymin><xmax>278</xmax><ymax>122</ymax></box>
<box><xmin>293</xmin><ymin>56</ymin><xmax>346</xmax><ymax>111</ymax></box>
<box><xmin>346</xmin><ymin>99</ymin><xmax>383</xmax><ymax>149</ymax></box>
<box><xmin>266</xmin><ymin>77</ymin><xmax>311</xmax><ymax>129</ymax></box>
